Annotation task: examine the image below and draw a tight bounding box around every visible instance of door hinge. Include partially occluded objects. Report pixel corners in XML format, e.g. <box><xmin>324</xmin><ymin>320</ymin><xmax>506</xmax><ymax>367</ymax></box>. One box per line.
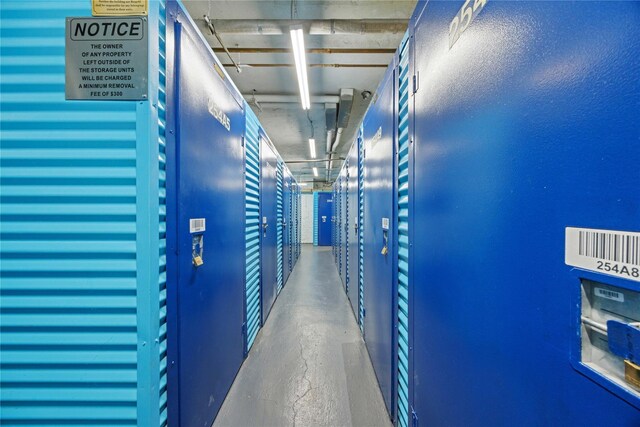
<box><xmin>241</xmin><ymin>136</ymin><xmax>245</xmax><ymax>147</ymax></box>
<box><xmin>241</xmin><ymin>322</ymin><xmax>246</xmax><ymax>336</ymax></box>
<box><xmin>412</xmin><ymin>72</ymin><xmax>419</xmax><ymax>94</ymax></box>
<box><xmin>412</xmin><ymin>407</ymin><xmax>418</xmax><ymax>427</ymax></box>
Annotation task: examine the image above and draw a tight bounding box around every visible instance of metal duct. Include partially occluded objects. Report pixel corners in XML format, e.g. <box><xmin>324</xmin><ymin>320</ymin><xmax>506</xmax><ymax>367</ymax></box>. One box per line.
<box><xmin>243</xmin><ymin>94</ymin><xmax>340</xmax><ymax>104</ymax></box>
<box><xmin>208</xmin><ymin>19</ymin><xmax>407</xmax><ymax>35</ymax></box>
<box><xmin>337</xmin><ymin>89</ymin><xmax>354</xmax><ymax>129</ymax></box>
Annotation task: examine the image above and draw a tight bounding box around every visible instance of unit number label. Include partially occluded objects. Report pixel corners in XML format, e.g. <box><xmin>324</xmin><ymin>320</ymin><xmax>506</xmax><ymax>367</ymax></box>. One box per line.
<box><xmin>565</xmin><ymin>227</ymin><xmax>640</xmax><ymax>282</ymax></box>
<box><xmin>449</xmin><ymin>0</ymin><xmax>488</xmax><ymax>48</ymax></box>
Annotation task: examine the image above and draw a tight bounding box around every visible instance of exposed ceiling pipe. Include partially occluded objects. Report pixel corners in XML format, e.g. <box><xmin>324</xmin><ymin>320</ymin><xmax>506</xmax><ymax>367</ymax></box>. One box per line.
<box><xmin>224</xmin><ymin>63</ymin><xmax>388</xmax><ymax>68</ymax></box>
<box><xmin>204</xmin><ymin>15</ymin><xmax>241</xmax><ymax>74</ymax></box>
<box><xmin>242</xmin><ymin>94</ymin><xmax>339</xmax><ymax>104</ymax></box>
<box><xmin>208</xmin><ymin>19</ymin><xmax>407</xmax><ymax>35</ymax></box>
<box><xmin>213</xmin><ymin>47</ymin><xmax>397</xmax><ymax>54</ymax></box>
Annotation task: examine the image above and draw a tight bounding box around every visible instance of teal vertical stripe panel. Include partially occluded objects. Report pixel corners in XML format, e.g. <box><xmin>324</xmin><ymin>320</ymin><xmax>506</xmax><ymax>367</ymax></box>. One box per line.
<box><xmin>313</xmin><ymin>192</ymin><xmax>319</xmax><ymax>246</ymax></box>
<box><xmin>344</xmin><ymin>161</ymin><xmax>350</xmax><ymax>293</ymax></box>
<box><xmin>276</xmin><ymin>160</ymin><xmax>283</xmax><ymax>293</ymax></box>
<box><xmin>156</xmin><ymin>1</ymin><xmax>169</xmax><ymax>425</ymax></box>
<box><xmin>396</xmin><ymin>31</ymin><xmax>411</xmax><ymax>427</ymax></box>
<box><xmin>244</xmin><ymin>104</ymin><xmax>261</xmax><ymax>352</ymax></box>
<box><xmin>358</xmin><ymin>126</ymin><xmax>365</xmax><ymax>332</ymax></box>
<box><xmin>0</xmin><ymin>0</ymin><xmax>147</xmax><ymax>424</ymax></box>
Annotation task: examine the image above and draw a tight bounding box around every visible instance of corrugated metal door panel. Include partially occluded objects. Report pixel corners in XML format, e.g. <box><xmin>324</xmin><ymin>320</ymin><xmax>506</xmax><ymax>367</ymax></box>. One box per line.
<box><xmin>244</xmin><ymin>105</ymin><xmax>261</xmax><ymax>352</ymax></box>
<box><xmin>396</xmin><ymin>31</ymin><xmax>411</xmax><ymax>427</ymax></box>
<box><xmin>157</xmin><ymin>1</ymin><xmax>169</xmax><ymax>425</ymax></box>
<box><xmin>313</xmin><ymin>192</ymin><xmax>319</xmax><ymax>246</ymax></box>
<box><xmin>0</xmin><ymin>0</ymin><xmax>161</xmax><ymax>425</ymax></box>
<box><xmin>358</xmin><ymin>126</ymin><xmax>365</xmax><ymax>332</ymax></box>
<box><xmin>276</xmin><ymin>159</ymin><xmax>283</xmax><ymax>293</ymax></box>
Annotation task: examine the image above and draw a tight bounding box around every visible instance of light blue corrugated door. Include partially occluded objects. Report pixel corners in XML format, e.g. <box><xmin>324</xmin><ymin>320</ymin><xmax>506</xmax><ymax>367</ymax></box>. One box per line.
<box><xmin>358</xmin><ymin>126</ymin><xmax>365</xmax><ymax>332</ymax></box>
<box><xmin>244</xmin><ymin>105</ymin><xmax>261</xmax><ymax>352</ymax></box>
<box><xmin>313</xmin><ymin>192</ymin><xmax>319</xmax><ymax>246</ymax></box>
<box><xmin>276</xmin><ymin>159</ymin><xmax>284</xmax><ymax>293</ymax></box>
<box><xmin>0</xmin><ymin>1</ymin><xmax>166</xmax><ymax>425</ymax></box>
<box><xmin>157</xmin><ymin>1</ymin><xmax>169</xmax><ymax>424</ymax></box>
<box><xmin>396</xmin><ymin>31</ymin><xmax>411</xmax><ymax>427</ymax></box>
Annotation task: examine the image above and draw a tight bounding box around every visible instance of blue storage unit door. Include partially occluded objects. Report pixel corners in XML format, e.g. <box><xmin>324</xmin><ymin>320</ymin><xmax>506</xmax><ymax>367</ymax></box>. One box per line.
<box><xmin>260</xmin><ymin>138</ymin><xmax>278</xmax><ymax>323</ymax></box>
<box><xmin>358</xmin><ymin>125</ymin><xmax>365</xmax><ymax>332</ymax></box>
<box><xmin>362</xmin><ymin>62</ymin><xmax>397</xmax><ymax>418</ymax></box>
<box><xmin>166</xmin><ymin>3</ymin><xmax>246</xmax><ymax>425</ymax></box>
<box><xmin>276</xmin><ymin>159</ymin><xmax>284</xmax><ymax>293</ymax></box>
<box><xmin>0</xmin><ymin>1</ymin><xmax>167</xmax><ymax>425</ymax></box>
<box><xmin>347</xmin><ymin>141</ymin><xmax>360</xmax><ymax>317</ymax></box>
<box><xmin>315</xmin><ymin>192</ymin><xmax>333</xmax><ymax>246</ymax></box>
<box><xmin>410</xmin><ymin>1</ymin><xmax>640</xmax><ymax>425</ymax></box>
<box><xmin>244</xmin><ymin>104</ymin><xmax>261</xmax><ymax>352</ymax></box>
<box><xmin>396</xmin><ymin>31</ymin><xmax>411</xmax><ymax>427</ymax></box>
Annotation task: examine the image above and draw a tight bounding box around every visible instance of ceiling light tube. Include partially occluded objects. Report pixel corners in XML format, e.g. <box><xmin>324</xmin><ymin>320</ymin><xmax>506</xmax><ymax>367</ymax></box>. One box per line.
<box><xmin>313</xmin><ymin>167</ymin><xmax>318</xmax><ymax>177</ymax></box>
<box><xmin>290</xmin><ymin>27</ymin><xmax>311</xmax><ymax>110</ymax></box>
<box><xmin>308</xmin><ymin>138</ymin><xmax>316</xmax><ymax>159</ymax></box>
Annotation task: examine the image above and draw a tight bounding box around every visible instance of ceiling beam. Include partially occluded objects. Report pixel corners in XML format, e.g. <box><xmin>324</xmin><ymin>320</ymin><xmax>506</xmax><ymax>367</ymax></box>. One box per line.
<box><xmin>212</xmin><ymin>47</ymin><xmax>396</xmax><ymax>54</ymax></box>
<box><xmin>224</xmin><ymin>63</ymin><xmax>388</xmax><ymax>68</ymax></box>
<box><xmin>207</xmin><ymin>19</ymin><xmax>407</xmax><ymax>35</ymax></box>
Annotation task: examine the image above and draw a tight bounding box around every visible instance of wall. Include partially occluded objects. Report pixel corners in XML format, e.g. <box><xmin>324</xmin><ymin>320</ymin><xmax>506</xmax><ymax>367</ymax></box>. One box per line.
<box><xmin>301</xmin><ymin>193</ymin><xmax>314</xmax><ymax>244</ymax></box>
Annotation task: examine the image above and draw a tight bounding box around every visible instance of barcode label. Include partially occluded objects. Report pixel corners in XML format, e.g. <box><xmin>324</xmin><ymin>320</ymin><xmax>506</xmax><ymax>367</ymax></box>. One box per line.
<box><xmin>190</xmin><ymin>218</ymin><xmax>206</xmax><ymax>233</ymax></box>
<box><xmin>594</xmin><ymin>287</ymin><xmax>624</xmax><ymax>302</ymax></box>
<box><xmin>566</xmin><ymin>227</ymin><xmax>640</xmax><ymax>283</ymax></box>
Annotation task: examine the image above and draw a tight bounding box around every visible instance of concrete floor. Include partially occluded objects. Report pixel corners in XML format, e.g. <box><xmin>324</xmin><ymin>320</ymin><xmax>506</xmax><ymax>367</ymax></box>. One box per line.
<box><xmin>213</xmin><ymin>245</ymin><xmax>392</xmax><ymax>427</ymax></box>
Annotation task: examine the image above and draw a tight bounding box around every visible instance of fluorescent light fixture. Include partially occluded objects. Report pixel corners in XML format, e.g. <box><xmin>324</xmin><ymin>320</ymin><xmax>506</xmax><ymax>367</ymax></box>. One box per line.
<box><xmin>297</xmin><ymin>183</ymin><xmax>309</xmax><ymax>186</ymax></box>
<box><xmin>313</xmin><ymin>167</ymin><xmax>318</xmax><ymax>177</ymax></box>
<box><xmin>290</xmin><ymin>27</ymin><xmax>311</xmax><ymax>110</ymax></box>
<box><xmin>308</xmin><ymin>138</ymin><xmax>316</xmax><ymax>159</ymax></box>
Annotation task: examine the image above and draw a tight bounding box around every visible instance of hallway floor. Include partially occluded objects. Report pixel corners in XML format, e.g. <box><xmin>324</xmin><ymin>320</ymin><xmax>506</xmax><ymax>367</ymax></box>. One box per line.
<box><xmin>213</xmin><ymin>245</ymin><xmax>392</xmax><ymax>427</ymax></box>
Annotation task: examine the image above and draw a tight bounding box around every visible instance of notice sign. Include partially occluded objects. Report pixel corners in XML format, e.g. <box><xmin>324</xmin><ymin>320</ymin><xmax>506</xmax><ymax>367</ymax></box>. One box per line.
<box><xmin>65</xmin><ymin>17</ymin><xmax>148</xmax><ymax>100</ymax></box>
<box><xmin>92</xmin><ymin>0</ymin><xmax>148</xmax><ymax>16</ymax></box>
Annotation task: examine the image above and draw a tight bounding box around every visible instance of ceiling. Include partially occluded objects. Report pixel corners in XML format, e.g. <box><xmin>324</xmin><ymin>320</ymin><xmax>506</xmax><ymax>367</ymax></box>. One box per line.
<box><xmin>182</xmin><ymin>1</ymin><xmax>416</xmax><ymax>187</ymax></box>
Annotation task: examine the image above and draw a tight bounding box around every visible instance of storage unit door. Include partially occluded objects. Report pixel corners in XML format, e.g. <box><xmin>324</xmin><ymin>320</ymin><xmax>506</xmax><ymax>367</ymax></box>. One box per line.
<box><xmin>260</xmin><ymin>140</ymin><xmax>278</xmax><ymax>323</ymax></box>
<box><xmin>347</xmin><ymin>142</ymin><xmax>360</xmax><ymax>316</ymax></box>
<box><xmin>168</xmin><ymin>12</ymin><xmax>246</xmax><ymax>426</ymax></box>
<box><xmin>362</xmin><ymin>66</ymin><xmax>396</xmax><ymax>417</ymax></box>
<box><xmin>410</xmin><ymin>1</ymin><xmax>640</xmax><ymax>425</ymax></box>
<box><xmin>317</xmin><ymin>193</ymin><xmax>333</xmax><ymax>246</ymax></box>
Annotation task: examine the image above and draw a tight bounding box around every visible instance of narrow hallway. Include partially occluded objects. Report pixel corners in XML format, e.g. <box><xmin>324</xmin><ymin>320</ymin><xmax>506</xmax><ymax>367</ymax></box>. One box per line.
<box><xmin>213</xmin><ymin>245</ymin><xmax>391</xmax><ymax>427</ymax></box>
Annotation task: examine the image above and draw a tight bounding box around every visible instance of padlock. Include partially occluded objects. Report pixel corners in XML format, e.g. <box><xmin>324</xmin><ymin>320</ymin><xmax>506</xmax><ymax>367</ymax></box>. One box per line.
<box><xmin>381</xmin><ymin>246</ymin><xmax>388</xmax><ymax>256</ymax></box>
<box><xmin>193</xmin><ymin>255</ymin><xmax>204</xmax><ymax>267</ymax></box>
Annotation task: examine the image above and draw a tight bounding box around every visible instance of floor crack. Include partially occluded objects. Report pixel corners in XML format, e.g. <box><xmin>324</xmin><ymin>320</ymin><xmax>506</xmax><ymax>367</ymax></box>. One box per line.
<box><xmin>292</xmin><ymin>338</ymin><xmax>313</xmax><ymax>427</ymax></box>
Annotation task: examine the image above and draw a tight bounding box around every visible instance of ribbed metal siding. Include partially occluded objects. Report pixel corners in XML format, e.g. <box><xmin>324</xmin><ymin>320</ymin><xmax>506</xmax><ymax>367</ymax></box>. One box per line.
<box><xmin>344</xmin><ymin>160</ymin><xmax>350</xmax><ymax>293</ymax></box>
<box><xmin>313</xmin><ymin>192</ymin><xmax>319</xmax><ymax>246</ymax></box>
<box><xmin>0</xmin><ymin>1</ymin><xmax>141</xmax><ymax>425</ymax></box>
<box><xmin>244</xmin><ymin>106</ymin><xmax>261</xmax><ymax>352</ymax></box>
<box><xmin>358</xmin><ymin>127</ymin><xmax>365</xmax><ymax>332</ymax></box>
<box><xmin>396</xmin><ymin>32</ymin><xmax>411</xmax><ymax>427</ymax></box>
<box><xmin>157</xmin><ymin>0</ymin><xmax>169</xmax><ymax>424</ymax></box>
<box><xmin>276</xmin><ymin>159</ymin><xmax>283</xmax><ymax>294</ymax></box>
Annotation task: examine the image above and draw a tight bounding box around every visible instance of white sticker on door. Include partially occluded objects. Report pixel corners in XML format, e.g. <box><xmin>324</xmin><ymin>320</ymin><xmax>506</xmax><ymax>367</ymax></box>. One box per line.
<box><xmin>565</xmin><ymin>227</ymin><xmax>640</xmax><ymax>282</ymax></box>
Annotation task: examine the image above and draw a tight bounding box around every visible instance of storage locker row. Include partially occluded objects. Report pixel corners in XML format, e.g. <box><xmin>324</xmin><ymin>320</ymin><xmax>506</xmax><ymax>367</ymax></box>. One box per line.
<box><xmin>332</xmin><ymin>1</ymin><xmax>640</xmax><ymax>425</ymax></box>
<box><xmin>0</xmin><ymin>1</ymin><xmax>301</xmax><ymax>426</ymax></box>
